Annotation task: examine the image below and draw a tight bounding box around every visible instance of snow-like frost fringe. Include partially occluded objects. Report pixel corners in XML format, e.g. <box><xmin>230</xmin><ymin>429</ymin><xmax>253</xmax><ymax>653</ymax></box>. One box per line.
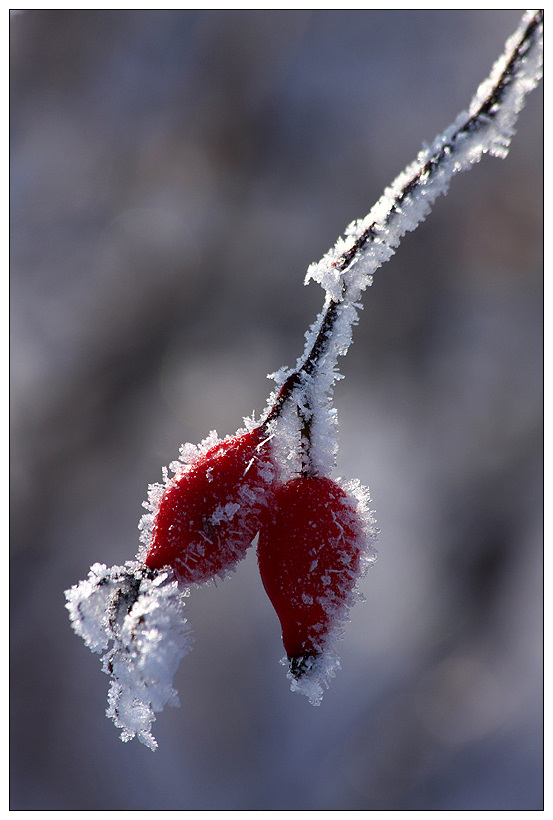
<box><xmin>65</xmin><ymin>562</ymin><xmax>192</xmax><ymax>750</ymax></box>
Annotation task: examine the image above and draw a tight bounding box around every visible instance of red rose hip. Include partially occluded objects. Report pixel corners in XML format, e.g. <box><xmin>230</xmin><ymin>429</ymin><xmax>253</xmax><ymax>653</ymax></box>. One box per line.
<box><xmin>144</xmin><ymin>427</ymin><xmax>275</xmax><ymax>584</ymax></box>
<box><xmin>257</xmin><ymin>475</ymin><xmax>365</xmax><ymax>676</ymax></box>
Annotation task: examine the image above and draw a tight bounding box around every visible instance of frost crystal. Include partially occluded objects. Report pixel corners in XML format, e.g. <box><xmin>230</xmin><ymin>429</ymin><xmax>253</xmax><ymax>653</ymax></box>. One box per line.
<box><xmin>285</xmin><ymin>649</ymin><xmax>341</xmax><ymax>707</ymax></box>
<box><xmin>65</xmin><ymin>562</ymin><xmax>192</xmax><ymax>750</ymax></box>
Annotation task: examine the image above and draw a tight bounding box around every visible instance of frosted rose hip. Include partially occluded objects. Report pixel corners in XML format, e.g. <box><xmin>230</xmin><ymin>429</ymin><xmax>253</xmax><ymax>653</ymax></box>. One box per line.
<box><xmin>145</xmin><ymin>427</ymin><xmax>275</xmax><ymax>584</ymax></box>
<box><xmin>257</xmin><ymin>475</ymin><xmax>364</xmax><ymax>674</ymax></box>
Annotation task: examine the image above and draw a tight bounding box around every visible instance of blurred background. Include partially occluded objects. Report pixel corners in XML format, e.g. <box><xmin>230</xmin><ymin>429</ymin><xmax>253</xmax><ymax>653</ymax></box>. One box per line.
<box><xmin>10</xmin><ymin>9</ymin><xmax>543</xmax><ymax>810</ymax></box>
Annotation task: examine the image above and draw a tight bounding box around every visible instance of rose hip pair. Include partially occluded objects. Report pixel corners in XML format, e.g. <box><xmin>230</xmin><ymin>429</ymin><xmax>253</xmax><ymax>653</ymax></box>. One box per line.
<box><xmin>143</xmin><ymin>425</ymin><xmax>371</xmax><ymax>676</ymax></box>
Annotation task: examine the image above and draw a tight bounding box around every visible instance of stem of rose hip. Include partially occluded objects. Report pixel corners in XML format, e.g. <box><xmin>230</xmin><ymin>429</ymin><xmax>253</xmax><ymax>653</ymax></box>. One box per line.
<box><xmin>261</xmin><ymin>296</ymin><xmax>342</xmax><ymax>430</ymax></box>
<box><xmin>260</xmin><ymin>370</ymin><xmax>317</xmax><ymax>476</ymax></box>
<box><xmin>298</xmin><ymin>396</ymin><xmax>317</xmax><ymax>478</ymax></box>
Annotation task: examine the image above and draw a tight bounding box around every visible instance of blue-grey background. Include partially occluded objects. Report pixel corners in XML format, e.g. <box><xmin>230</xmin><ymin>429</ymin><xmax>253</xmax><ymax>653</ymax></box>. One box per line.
<box><xmin>10</xmin><ymin>9</ymin><xmax>543</xmax><ymax>810</ymax></box>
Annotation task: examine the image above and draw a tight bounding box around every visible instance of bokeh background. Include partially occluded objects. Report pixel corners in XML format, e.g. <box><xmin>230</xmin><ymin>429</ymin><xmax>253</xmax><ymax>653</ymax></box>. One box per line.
<box><xmin>10</xmin><ymin>9</ymin><xmax>543</xmax><ymax>810</ymax></box>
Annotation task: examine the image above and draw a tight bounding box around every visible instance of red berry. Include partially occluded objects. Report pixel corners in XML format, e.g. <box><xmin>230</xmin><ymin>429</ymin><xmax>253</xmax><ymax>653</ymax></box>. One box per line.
<box><xmin>144</xmin><ymin>427</ymin><xmax>275</xmax><ymax>584</ymax></box>
<box><xmin>257</xmin><ymin>475</ymin><xmax>365</xmax><ymax>675</ymax></box>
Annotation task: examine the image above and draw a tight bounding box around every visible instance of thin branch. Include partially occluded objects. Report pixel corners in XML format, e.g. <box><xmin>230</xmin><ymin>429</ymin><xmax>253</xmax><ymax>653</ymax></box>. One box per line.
<box><xmin>263</xmin><ymin>9</ymin><xmax>543</xmax><ymax>426</ymax></box>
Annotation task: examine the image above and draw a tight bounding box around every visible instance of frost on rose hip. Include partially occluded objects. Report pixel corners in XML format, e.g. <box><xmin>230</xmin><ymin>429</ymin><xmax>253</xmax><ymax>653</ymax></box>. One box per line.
<box><xmin>257</xmin><ymin>475</ymin><xmax>376</xmax><ymax>704</ymax></box>
<box><xmin>142</xmin><ymin>426</ymin><xmax>276</xmax><ymax>584</ymax></box>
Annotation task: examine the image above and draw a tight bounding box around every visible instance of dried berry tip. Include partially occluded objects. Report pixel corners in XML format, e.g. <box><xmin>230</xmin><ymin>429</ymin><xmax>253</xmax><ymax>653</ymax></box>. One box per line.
<box><xmin>288</xmin><ymin>654</ymin><xmax>317</xmax><ymax>679</ymax></box>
